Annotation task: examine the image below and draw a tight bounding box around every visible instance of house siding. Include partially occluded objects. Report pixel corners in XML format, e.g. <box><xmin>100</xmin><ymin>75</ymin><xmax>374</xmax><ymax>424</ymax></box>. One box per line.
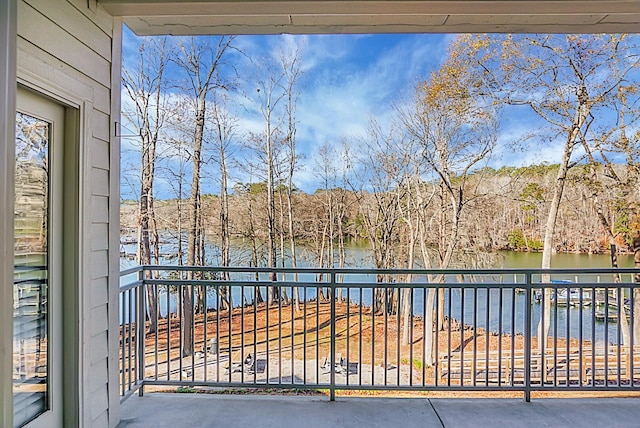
<box><xmin>17</xmin><ymin>1</ymin><xmax>118</xmax><ymax>426</ymax></box>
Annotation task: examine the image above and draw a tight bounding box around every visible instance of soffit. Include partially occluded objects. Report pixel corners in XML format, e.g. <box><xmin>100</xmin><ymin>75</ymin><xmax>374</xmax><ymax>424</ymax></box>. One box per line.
<box><xmin>98</xmin><ymin>0</ymin><xmax>640</xmax><ymax>35</ymax></box>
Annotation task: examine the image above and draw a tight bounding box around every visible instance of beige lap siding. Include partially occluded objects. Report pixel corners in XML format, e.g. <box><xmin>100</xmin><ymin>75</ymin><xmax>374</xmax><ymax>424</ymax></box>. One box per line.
<box><xmin>17</xmin><ymin>0</ymin><xmax>119</xmax><ymax>426</ymax></box>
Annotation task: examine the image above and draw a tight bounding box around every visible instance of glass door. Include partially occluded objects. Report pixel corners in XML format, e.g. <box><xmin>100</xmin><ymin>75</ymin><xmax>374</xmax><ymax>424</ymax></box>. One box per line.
<box><xmin>13</xmin><ymin>88</ymin><xmax>64</xmax><ymax>428</ymax></box>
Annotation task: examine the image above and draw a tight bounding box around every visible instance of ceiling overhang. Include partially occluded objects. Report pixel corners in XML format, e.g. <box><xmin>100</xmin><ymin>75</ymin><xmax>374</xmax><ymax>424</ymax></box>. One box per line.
<box><xmin>98</xmin><ymin>0</ymin><xmax>640</xmax><ymax>35</ymax></box>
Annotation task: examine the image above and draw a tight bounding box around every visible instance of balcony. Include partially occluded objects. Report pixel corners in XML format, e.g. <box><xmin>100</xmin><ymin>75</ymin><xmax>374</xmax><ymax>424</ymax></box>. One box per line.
<box><xmin>118</xmin><ymin>265</ymin><xmax>640</xmax><ymax>405</ymax></box>
<box><xmin>119</xmin><ymin>393</ymin><xmax>640</xmax><ymax>427</ymax></box>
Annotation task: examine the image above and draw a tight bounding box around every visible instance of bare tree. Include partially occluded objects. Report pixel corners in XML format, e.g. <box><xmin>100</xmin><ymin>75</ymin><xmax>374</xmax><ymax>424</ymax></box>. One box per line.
<box><xmin>399</xmin><ymin>36</ymin><xmax>498</xmax><ymax>363</ymax></box>
<box><xmin>281</xmin><ymin>46</ymin><xmax>304</xmax><ymax>310</ymax></box>
<box><xmin>243</xmin><ymin>49</ymin><xmax>295</xmax><ymax>305</ymax></box>
<box><xmin>489</xmin><ymin>34</ymin><xmax>640</xmax><ymax>355</ymax></box>
<box><xmin>579</xmin><ymin>80</ymin><xmax>640</xmax><ymax>347</ymax></box>
<box><xmin>122</xmin><ymin>36</ymin><xmax>171</xmax><ymax>333</ymax></box>
<box><xmin>164</xmin><ymin>137</ymin><xmax>188</xmax><ymax>265</ymax></box>
<box><xmin>395</xmin><ymin>139</ymin><xmax>433</xmax><ymax>346</ymax></box>
<box><xmin>350</xmin><ymin>119</ymin><xmax>408</xmax><ymax>314</ymax></box>
<box><xmin>314</xmin><ymin>142</ymin><xmax>342</xmax><ymax>300</ymax></box>
<box><xmin>209</xmin><ymin>92</ymin><xmax>238</xmax><ymax>310</ymax></box>
<box><xmin>174</xmin><ymin>35</ymin><xmax>235</xmax><ymax>356</ymax></box>
<box><xmin>233</xmin><ymin>179</ymin><xmax>266</xmax><ymax>304</ymax></box>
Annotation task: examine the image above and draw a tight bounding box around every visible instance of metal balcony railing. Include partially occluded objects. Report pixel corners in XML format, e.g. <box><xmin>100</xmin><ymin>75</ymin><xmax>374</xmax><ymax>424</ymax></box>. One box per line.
<box><xmin>119</xmin><ymin>266</ymin><xmax>640</xmax><ymax>402</ymax></box>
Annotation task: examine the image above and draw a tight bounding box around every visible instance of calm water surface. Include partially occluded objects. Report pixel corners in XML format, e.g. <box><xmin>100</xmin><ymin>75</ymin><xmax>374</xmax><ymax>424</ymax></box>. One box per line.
<box><xmin>121</xmin><ymin>243</ymin><xmax>636</xmax><ymax>344</ymax></box>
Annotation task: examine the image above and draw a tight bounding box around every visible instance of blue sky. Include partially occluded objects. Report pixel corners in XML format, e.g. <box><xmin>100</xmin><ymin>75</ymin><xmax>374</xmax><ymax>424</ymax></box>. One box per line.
<box><xmin>119</xmin><ymin>30</ymin><xmax>571</xmax><ymax>199</ymax></box>
<box><xmin>121</xmin><ymin>30</ymin><xmax>453</xmax><ymax>197</ymax></box>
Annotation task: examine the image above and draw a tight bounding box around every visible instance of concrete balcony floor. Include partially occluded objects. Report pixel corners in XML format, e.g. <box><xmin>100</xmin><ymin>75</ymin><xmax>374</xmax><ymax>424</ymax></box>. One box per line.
<box><xmin>118</xmin><ymin>393</ymin><xmax>640</xmax><ymax>428</ymax></box>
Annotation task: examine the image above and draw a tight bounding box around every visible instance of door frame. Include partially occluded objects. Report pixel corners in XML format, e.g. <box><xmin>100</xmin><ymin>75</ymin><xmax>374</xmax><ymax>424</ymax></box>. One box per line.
<box><xmin>6</xmin><ymin>54</ymin><xmax>91</xmax><ymax>428</ymax></box>
<box><xmin>12</xmin><ymin>84</ymin><xmax>85</xmax><ymax>428</ymax></box>
<box><xmin>15</xmin><ymin>86</ymin><xmax>65</xmax><ymax>428</ymax></box>
<box><xmin>0</xmin><ymin>1</ymin><xmax>17</xmax><ymax>427</ymax></box>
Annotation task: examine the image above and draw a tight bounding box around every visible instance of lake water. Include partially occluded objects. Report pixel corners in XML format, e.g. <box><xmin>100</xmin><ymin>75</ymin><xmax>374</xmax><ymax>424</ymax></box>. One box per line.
<box><xmin>120</xmin><ymin>242</ymin><xmax>637</xmax><ymax>344</ymax></box>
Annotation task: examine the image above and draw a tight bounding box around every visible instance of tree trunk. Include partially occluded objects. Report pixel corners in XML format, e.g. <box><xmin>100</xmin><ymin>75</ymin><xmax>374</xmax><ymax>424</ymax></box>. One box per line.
<box><xmin>247</xmin><ymin>194</ymin><xmax>264</xmax><ymax>305</ymax></box>
<box><xmin>176</xmin><ymin>150</ymin><xmax>184</xmax><ymax>266</ymax></box>
<box><xmin>538</xmin><ymin>86</ymin><xmax>589</xmax><ymax>357</ymax></box>
<box><xmin>610</xmin><ymin>244</ymin><xmax>631</xmax><ymax>352</ymax></box>
<box><xmin>175</xmin><ymin>36</ymin><xmax>234</xmax><ymax>356</ymax></box>
<box><xmin>584</xmin><ymin>162</ymin><xmax>631</xmax><ymax>347</ymax></box>
<box><xmin>419</xmin><ymin>221</ymin><xmax>437</xmax><ymax>367</ymax></box>
<box><xmin>183</xmin><ymin>94</ymin><xmax>206</xmax><ymax>357</ymax></box>
<box><xmin>401</xmin><ymin>182</ymin><xmax>418</xmax><ymax>346</ymax></box>
<box><xmin>219</xmin><ymin>137</ymin><xmax>231</xmax><ymax>311</ymax></box>
<box><xmin>278</xmin><ymin>191</ymin><xmax>290</xmax><ymax>305</ymax></box>
<box><xmin>337</xmin><ymin>197</ymin><xmax>347</xmax><ymax>305</ymax></box>
<box><xmin>287</xmin><ymin>190</ymin><xmax>300</xmax><ymax>310</ymax></box>
<box><xmin>266</xmin><ymin>120</ymin><xmax>279</xmax><ymax>305</ymax></box>
<box><xmin>123</xmin><ymin>38</ymin><xmax>168</xmax><ymax>334</ymax></box>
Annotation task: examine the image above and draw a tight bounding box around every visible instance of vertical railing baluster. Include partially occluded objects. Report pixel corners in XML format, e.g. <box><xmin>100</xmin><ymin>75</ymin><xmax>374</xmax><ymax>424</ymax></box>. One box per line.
<box><xmin>154</xmin><ymin>282</ymin><xmax>158</xmax><ymax>382</ymax></box>
<box><xmin>578</xmin><ymin>284</ymin><xmax>585</xmax><ymax>387</ymax></box>
<box><xmin>396</xmin><ymin>283</ymin><xmax>401</xmax><ymax>387</ymax></box>
<box><xmin>485</xmin><ymin>283</ymin><xmax>490</xmax><ymax>388</ymax></box>
<box><xmin>291</xmin><ymin>281</ymin><xmax>295</xmax><ymax>385</ymax></box>
<box><xmin>266</xmin><ymin>273</ymin><xmax>271</xmax><ymax>385</ymax></box>
<box><xmin>137</xmin><ymin>267</ymin><xmax>146</xmax><ymax>396</ymax></box>
<box><xmin>120</xmin><ymin>283</ymin><xmax>126</xmax><ymax>396</ymax></box>
<box><xmin>203</xmin><ymin>275</ymin><xmax>208</xmax><ymax>383</ymax></box>
<box><xmin>605</xmin><ymin>285</ymin><xmax>610</xmax><ymax>389</ymax></box>
<box><xmin>241</xmin><ymin>280</ymin><xmax>245</xmax><ymax>385</ymax></box>
<box><xmin>128</xmin><ymin>288</ymin><xmax>133</xmax><ymax>391</ymax></box>
<box><xmin>227</xmin><ymin>279</ymin><xmax>232</xmax><ymax>384</ymax></box>
<box><xmin>359</xmin><ymin>286</ymin><xmax>363</xmax><ymax>387</ymax></box>
<box><xmin>315</xmin><ymin>281</ymin><xmax>319</xmax><ymax>385</ymax></box>
<box><xmin>497</xmin><ymin>279</ymin><xmax>503</xmax><ymax>387</ymax></box>
<box><xmin>278</xmin><ymin>277</ymin><xmax>282</xmax><ymax>384</ymax></box>
<box><xmin>384</xmin><ymin>283</ymin><xmax>388</xmax><ymax>386</ymax></box>
<box><xmin>524</xmin><ymin>271</ymin><xmax>532</xmax><ymax>402</ymax></box>
<box><xmin>591</xmin><ymin>284</ymin><xmax>596</xmax><ymax>387</ymax></box>
<box><xmin>424</xmin><ymin>285</ymin><xmax>429</xmax><ymax>387</ymax></box>
<box><xmin>371</xmin><ymin>286</ymin><xmax>376</xmax><ymax>385</ymax></box>
<box><xmin>472</xmin><ymin>286</ymin><xmax>477</xmax><ymax>386</ymax></box>
<box><xmin>330</xmin><ymin>270</ymin><xmax>336</xmax><ymax>401</ymax></box>
<box><xmin>191</xmin><ymin>278</ymin><xmax>196</xmax><ymax>382</ymax></box>
<box><xmin>553</xmin><ymin>284</ymin><xmax>559</xmax><ymax>386</ymax></box>
<box><xmin>178</xmin><ymin>282</ymin><xmax>183</xmax><ymax>382</ymax></box>
<box><xmin>253</xmin><ymin>280</ymin><xmax>257</xmax><ymax>384</ymax></box>
<box><xmin>166</xmin><ymin>277</ymin><xmax>171</xmax><ymax>382</ymax></box>
<box><xmin>409</xmin><ymin>286</ymin><xmax>414</xmax><ymax>387</ymax></box>
<box><xmin>447</xmin><ymin>286</ymin><xmax>452</xmax><ymax>387</ymax></box>
<box><xmin>510</xmin><ymin>285</ymin><xmax>516</xmax><ymax>387</ymax></box>
<box><xmin>460</xmin><ymin>285</ymin><xmax>465</xmax><ymax>386</ymax></box>
<box><xmin>346</xmin><ymin>275</ymin><xmax>350</xmax><ymax>387</ymax></box>
<box><xmin>616</xmin><ymin>283</ymin><xmax>622</xmax><ymax>387</ymax></box>
<box><xmin>303</xmin><ymin>284</ymin><xmax>307</xmax><ymax>385</ymax></box>
<box><xmin>630</xmin><ymin>286</ymin><xmax>635</xmax><ymax>389</ymax></box>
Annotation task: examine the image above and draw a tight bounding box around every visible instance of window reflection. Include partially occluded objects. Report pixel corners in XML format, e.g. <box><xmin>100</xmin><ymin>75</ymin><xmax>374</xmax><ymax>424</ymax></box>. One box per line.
<box><xmin>13</xmin><ymin>111</ymin><xmax>50</xmax><ymax>428</ymax></box>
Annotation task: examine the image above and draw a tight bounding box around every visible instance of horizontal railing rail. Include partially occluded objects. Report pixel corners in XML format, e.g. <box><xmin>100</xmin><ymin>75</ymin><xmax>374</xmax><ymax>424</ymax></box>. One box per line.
<box><xmin>119</xmin><ymin>266</ymin><xmax>640</xmax><ymax>402</ymax></box>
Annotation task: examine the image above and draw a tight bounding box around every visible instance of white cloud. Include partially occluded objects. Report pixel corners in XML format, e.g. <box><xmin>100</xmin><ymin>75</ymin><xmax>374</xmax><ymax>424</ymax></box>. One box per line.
<box><xmin>292</xmin><ymin>34</ymin><xmax>449</xmax><ymax>173</ymax></box>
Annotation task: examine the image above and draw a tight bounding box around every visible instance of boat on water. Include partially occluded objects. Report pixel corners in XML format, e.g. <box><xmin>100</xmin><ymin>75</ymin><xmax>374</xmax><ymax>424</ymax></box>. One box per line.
<box><xmin>554</xmin><ymin>288</ymin><xmax>593</xmax><ymax>307</ymax></box>
<box><xmin>533</xmin><ymin>280</ymin><xmax>593</xmax><ymax>306</ymax></box>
